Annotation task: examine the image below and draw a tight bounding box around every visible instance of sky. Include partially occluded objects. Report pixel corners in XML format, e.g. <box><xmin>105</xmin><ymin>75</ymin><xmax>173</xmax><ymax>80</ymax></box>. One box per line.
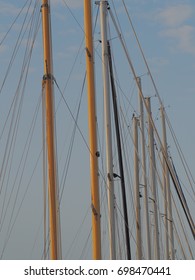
<box><xmin>0</xmin><ymin>0</ymin><xmax>195</xmax><ymax>260</ymax></box>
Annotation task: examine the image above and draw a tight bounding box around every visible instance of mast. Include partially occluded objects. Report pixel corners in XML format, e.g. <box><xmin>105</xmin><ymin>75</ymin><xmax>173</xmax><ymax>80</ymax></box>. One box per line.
<box><xmin>107</xmin><ymin>41</ymin><xmax>131</xmax><ymax>260</ymax></box>
<box><xmin>161</xmin><ymin>111</ymin><xmax>169</xmax><ymax>259</ymax></box>
<box><xmin>42</xmin><ymin>82</ymin><xmax>47</xmax><ymax>259</ymax></box>
<box><xmin>137</xmin><ymin>77</ymin><xmax>151</xmax><ymax>259</ymax></box>
<box><xmin>133</xmin><ymin>116</ymin><xmax>142</xmax><ymax>259</ymax></box>
<box><xmin>146</xmin><ymin>97</ymin><xmax>160</xmax><ymax>259</ymax></box>
<box><xmin>160</xmin><ymin>106</ymin><xmax>175</xmax><ymax>259</ymax></box>
<box><xmin>84</xmin><ymin>0</ymin><xmax>101</xmax><ymax>260</ymax></box>
<box><xmin>99</xmin><ymin>0</ymin><xmax>116</xmax><ymax>259</ymax></box>
<box><xmin>41</xmin><ymin>0</ymin><xmax>59</xmax><ymax>259</ymax></box>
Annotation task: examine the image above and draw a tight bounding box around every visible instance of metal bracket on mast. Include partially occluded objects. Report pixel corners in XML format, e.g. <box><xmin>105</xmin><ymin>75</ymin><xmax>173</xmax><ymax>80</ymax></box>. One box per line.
<box><xmin>95</xmin><ymin>1</ymin><xmax>110</xmax><ymax>9</ymax></box>
<box><xmin>41</xmin><ymin>3</ymin><xmax>49</xmax><ymax>9</ymax></box>
<box><xmin>42</xmin><ymin>73</ymin><xmax>54</xmax><ymax>81</ymax></box>
<box><xmin>40</xmin><ymin>3</ymin><xmax>50</xmax><ymax>13</ymax></box>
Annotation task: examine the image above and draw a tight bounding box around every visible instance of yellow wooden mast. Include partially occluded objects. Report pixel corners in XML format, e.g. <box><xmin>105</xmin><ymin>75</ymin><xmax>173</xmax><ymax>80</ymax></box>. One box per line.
<box><xmin>84</xmin><ymin>0</ymin><xmax>101</xmax><ymax>259</ymax></box>
<box><xmin>41</xmin><ymin>0</ymin><xmax>59</xmax><ymax>260</ymax></box>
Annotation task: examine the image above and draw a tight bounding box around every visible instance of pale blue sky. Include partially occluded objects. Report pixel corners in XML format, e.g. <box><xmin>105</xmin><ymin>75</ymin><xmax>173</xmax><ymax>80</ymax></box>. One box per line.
<box><xmin>0</xmin><ymin>0</ymin><xmax>194</xmax><ymax>259</ymax></box>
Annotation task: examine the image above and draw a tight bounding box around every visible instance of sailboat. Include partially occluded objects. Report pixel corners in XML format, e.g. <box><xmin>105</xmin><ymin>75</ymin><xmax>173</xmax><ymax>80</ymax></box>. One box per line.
<box><xmin>0</xmin><ymin>0</ymin><xmax>194</xmax><ymax>260</ymax></box>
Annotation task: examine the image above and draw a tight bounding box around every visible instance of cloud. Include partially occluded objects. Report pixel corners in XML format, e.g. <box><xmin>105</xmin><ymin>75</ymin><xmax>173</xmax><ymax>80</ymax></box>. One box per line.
<box><xmin>157</xmin><ymin>4</ymin><xmax>193</xmax><ymax>27</ymax></box>
<box><xmin>161</xmin><ymin>25</ymin><xmax>195</xmax><ymax>54</ymax></box>
<box><xmin>156</xmin><ymin>4</ymin><xmax>195</xmax><ymax>54</ymax></box>
<box><xmin>0</xmin><ymin>1</ymin><xmax>21</xmax><ymax>15</ymax></box>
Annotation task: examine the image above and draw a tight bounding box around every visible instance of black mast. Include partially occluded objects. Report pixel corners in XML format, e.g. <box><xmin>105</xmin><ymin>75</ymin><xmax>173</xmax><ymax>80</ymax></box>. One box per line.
<box><xmin>107</xmin><ymin>41</ymin><xmax>131</xmax><ymax>260</ymax></box>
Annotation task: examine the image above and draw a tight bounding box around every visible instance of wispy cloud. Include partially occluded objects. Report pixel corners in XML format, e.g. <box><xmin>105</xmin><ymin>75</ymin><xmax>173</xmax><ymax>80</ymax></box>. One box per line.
<box><xmin>156</xmin><ymin>4</ymin><xmax>195</xmax><ymax>54</ymax></box>
<box><xmin>0</xmin><ymin>1</ymin><xmax>24</xmax><ymax>15</ymax></box>
<box><xmin>157</xmin><ymin>4</ymin><xmax>193</xmax><ymax>27</ymax></box>
<box><xmin>161</xmin><ymin>25</ymin><xmax>195</xmax><ymax>55</ymax></box>
<box><xmin>0</xmin><ymin>0</ymin><xmax>33</xmax><ymax>16</ymax></box>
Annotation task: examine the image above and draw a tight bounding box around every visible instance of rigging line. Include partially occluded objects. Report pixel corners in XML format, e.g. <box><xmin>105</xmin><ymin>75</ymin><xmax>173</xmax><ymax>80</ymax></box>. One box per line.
<box><xmin>111</xmin><ymin>55</ymin><xmax>137</xmax><ymax>117</ymax></box>
<box><xmin>115</xmin><ymin>208</ymin><xmax>123</xmax><ymax>259</ymax></box>
<box><xmin>0</xmin><ymin>92</ymin><xmax>42</xmax><ymax>236</ymax></box>
<box><xmin>172</xmin><ymin>202</ymin><xmax>190</xmax><ymax>259</ymax></box>
<box><xmin>0</xmin><ymin>0</ymin><xmax>31</xmax><ymax>46</ymax></box>
<box><xmin>0</xmin><ymin>6</ymin><xmax>41</xmax><ymax>150</ymax></box>
<box><xmin>121</xmin><ymin>109</ymin><xmax>165</xmax><ymax>254</ymax></box>
<box><xmin>122</xmin><ymin>0</ymin><xmax>195</xmax><ymax>195</ymax></box>
<box><xmin>119</xmin><ymin>119</ymin><xmax>143</xmax><ymax>247</ymax></box>
<box><xmin>109</xmin><ymin>7</ymin><xmax>195</xmax><ymax>241</ymax></box>
<box><xmin>1</xmin><ymin>7</ymin><xmax>40</xmax><ymax>258</ymax></box>
<box><xmin>115</xmin><ymin>172</ymin><xmax>126</xmax><ymax>259</ymax></box>
<box><xmin>122</xmin><ymin>132</ymin><xmax>136</xmax><ymax>222</ymax></box>
<box><xmin>173</xmin><ymin>227</ymin><xmax>186</xmax><ymax>260</ymax></box>
<box><xmin>54</xmin><ymin>78</ymin><xmax>111</xmax><ymax>209</ymax></box>
<box><xmin>119</xmin><ymin>111</ymin><xmax>138</xmax><ymax>214</ymax></box>
<box><xmin>61</xmin><ymin>0</ymin><xmax>100</xmax><ymax>35</ymax></box>
<box><xmin>0</xmin><ymin>6</ymin><xmax>41</xmax><ymax>223</ymax></box>
<box><xmin>114</xmin><ymin>201</ymin><xmax>137</xmax><ymax>248</ymax></box>
<box><xmin>56</xmin><ymin>4</ymin><xmax>100</xmax><ymax>112</ymax></box>
<box><xmin>80</xmin><ymin>228</ymin><xmax>92</xmax><ymax>260</ymax></box>
<box><xmin>176</xmin><ymin>176</ymin><xmax>195</xmax><ymax>204</ymax></box>
<box><xmin>110</xmin><ymin>0</ymin><xmax>124</xmax><ymax>40</ymax></box>
<box><xmin>0</xmin><ymin>0</ymin><xmax>34</xmax><ymax>96</ymax></box>
<box><xmin>29</xmin><ymin>211</ymin><xmax>45</xmax><ymax>259</ymax></box>
<box><xmin>108</xmin><ymin>41</ymin><xmax>131</xmax><ymax>259</ymax></box>
<box><xmin>64</xmin><ymin>206</ymin><xmax>91</xmax><ymax>259</ymax></box>
<box><xmin>0</xmin><ymin>2</ymin><xmax>41</xmax><ymax>221</ymax></box>
<box><xmin>166</xmin><ymin>116</ymin><xmax>195</xmax><ymax>197</ymax></box>
<box><xmin>143</xmin><ymin>126</ymin><xmax>175</xmax><ymax>257</ymax></box>
<box><xmin>171</xmin><ymin>191</ymin><xmax>194</xmax><ymax>259</ymax></box>
<box><xmin>42</xmin><ymin>202</ymin><xmax>92</xmax><ymax>259</ymax></box>
<box><xmin>0</xmin><ymin>138</ymin><xmax>43</xmax><ymax>259</ymax></box>
<box><xmin>61</xmin><ymin>0</ymin><xmax>84</xmax><ymax>33</ymax></box>
<box><xmin>167</xmin><ymin>158</ymin><xmax>195</xmax><ymax>239</ymax></box>
<box><xmin>56</xmin><ymin>37</ymin><xmax>84</xmax><ymax>111</ymax></box>
<box><xmin>57</xmin><ymin>73</ymin><xmax>86</xmax><ymax>203</ymax></box>
<box><xmin>41</xmin><ymin>230</ymin><xmax>50</xmax><ymax>260</ymax></box>
<box><xmin>54</xmin><ymin>77</ymin><xmax>91</xmax><ymax>154</ymax></box>
<box><xmin>0</xmin><ymin>46</ymin><xmax>33</xmax><ymax>196</ymax></box>
<box><xmin>55</xmin><ymin>50</ymin><xmax>86</xmax><ymax>166</ymax></box>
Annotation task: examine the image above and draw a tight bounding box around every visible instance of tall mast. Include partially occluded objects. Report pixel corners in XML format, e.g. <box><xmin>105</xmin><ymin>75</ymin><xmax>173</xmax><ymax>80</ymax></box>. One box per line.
<box><xmin>99</xmin><ymin>0</ymin><xmax>116</xmax><ymax>259</ymax></box>
<box><xmin>41</xmin><ymin>0</ymin><xmax>59</xmax><ymax>259</ymax></box>
<box><xmin>137</xmin><ymin>77</ymin><xmax>151</xmax><ymax>259</ymax></box>
<box><xmin>160</xmin><ymin>106</ymin><xmax>174</xmax><ymax>259</ymax></box>
<box><xmin>146</xmin><ymin>97</ymin><xmax>160</xmax><ymax>259</ymax></box>
<box><xmin>133</xmin><ymin>116</ymin><xmax>142</xmax><ymax>259</ymax></box>
<box><xmin>84</xmin><ymin>0</ymin><xmax>101</xmax><ymax>260</ymax></box>
<box><xmin>161</xmin><ymin>113</ymin><xmax>169</xmax><ymax>259</ymax></box>
<box><xmin>107</xmin><ymin>42</ymin><xmax>131</xmax><ymax>260</ymax></box>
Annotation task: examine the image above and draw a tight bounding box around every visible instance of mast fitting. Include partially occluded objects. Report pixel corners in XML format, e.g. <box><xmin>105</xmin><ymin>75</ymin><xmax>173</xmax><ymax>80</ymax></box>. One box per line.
<box><xmin>91</xmin><ymin>203</ymin><xmax>99</xmax><ymax>220</ymax></box>
<box><xmin>85</xmin><ymin>47</ymin><xmax>92</xmax><ymax>59</ymax></box>
<box><xmin>43</xmin><ymin>73</ymin><xmax>53</xmax><ymax>81</ymax></box>
<box><xmin>41</xmin><ymin>3</ymin><xmax>49</xmax><ymax>9</ymax></box>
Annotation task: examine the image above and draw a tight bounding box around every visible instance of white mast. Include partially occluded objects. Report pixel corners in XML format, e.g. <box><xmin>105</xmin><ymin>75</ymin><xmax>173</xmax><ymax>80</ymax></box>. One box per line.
<box><xmin>100</xmin><ymin>0</ymin><xmax>116</xmax><ymax>259</ymax></box>
<box><xmin>137</xmin><ymin>77</ymin><xmax>151</xmax><ymax>259</ymax></box>
<box><xmin>133</xmin><ymin>116</ymin><xmax>142</xmax><ymax>259</ymax></box>
<box><xmin>146</xmin><ymin>97</ymin><xmax>160</xmax><ymax>259</ymax></box>
<box><xmin>160</xmin><ymin>106</ymin><xmax>175</xmax><ymax>259</ymax></box>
